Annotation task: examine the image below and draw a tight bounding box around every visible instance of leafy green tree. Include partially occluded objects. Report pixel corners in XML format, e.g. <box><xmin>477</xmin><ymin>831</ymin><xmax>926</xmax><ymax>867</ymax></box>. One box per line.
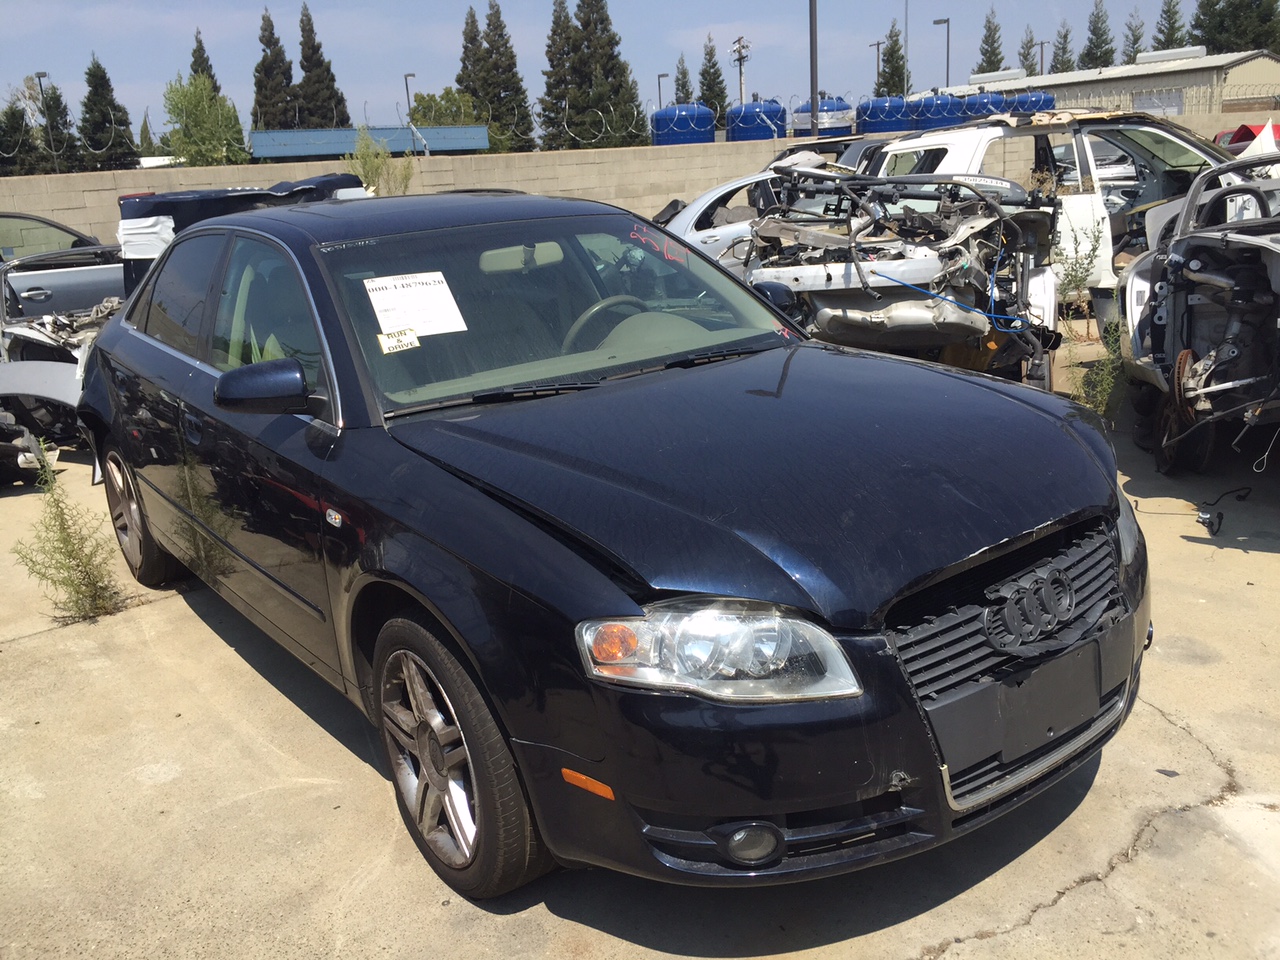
<box><xmin>457</xmin><ymin>6</ymin><xmax>483</xmax><ymax>99</ymax></box>
<box><xmin>294</xmin><ymin>3</ymin><xmax>350</xmax><ymax>128</ymax></box>
<box><xmin>538</xmin><ymin>0</ymin><xmax>576</xmax><ymax>150</ymax></box>
<box><xmin>1018</xmin><ymin>25</ymin><xmax>1039</xmax><ymax>75</ymax></box>
<box><xmin>1190</xmin><ymin>0</ymin><xmax>1280</xmax><ymax>53</ymax></box>
<box><xmin>1050</xmin><ymin>20</ymin><xmax>1077</xmax><ymax>72</ymax></box>
<box><xmin>567</xmin><ymin>0</ymin><xmax>646</xmax><ymax>148</ymax></box>
<box><xmin>410</xmin><ymin>88</ymin><xmax>480</xmax><ymax>126</ymax></box>
<box><xmin>1078</xmin><ymin>0</ymin><xmax>1117</xmax><ymax>68</ymax></box>
<box><xmin>191</xmin><ymin>28</ymin><xmax>221</xmax><ymax>95</ymax></box>
<box><xmin>78</xmin><ymin>55</ymin><xmax>138</xmax><ymax>171</ymax></box>
<box><xmin>1152</xmin><ymin>0</ymin><xmax>1188</xmax><ymax>48</ymax></box>
<box><xmin>252</xmin><ymin>9</ymin><xmax>294</xmax><ymax>130</ymax></box>
<box><xmin>475</xmin><ymin>1</ymin><xmax>533</xmax><ymax>151</ymax></box>
<box><xmin>164</xmin><ymin>72</ymin><xmax>248</xmax><ymax>165</ymax></box>
<box><xmin>1122</xmin><ymin>7</ymin><xmax>1146</xmax><ymax>62</ymax></box>
<box><xmin>673</xmin><ymin>53</ymin><xmax>692</xmax><ymax>103</ymax></box>
<box><xmin>875</xmin><ymin>20</ymin><xmax>908</xmax><ymax>96</ymax></box>
<box><xmin>974</xmin><ymin>8</ymin><xmax>1005</xmax><ymax>73</ymax></box>
<box><xmin>137</xmin><ymin>109</ymin><xmax>158</xmax><ymax>156</ymax></box>
<box><xmin>697</xmin><ymin>33</ymin><xmax>729</xmax><ymax>124</ymax></box>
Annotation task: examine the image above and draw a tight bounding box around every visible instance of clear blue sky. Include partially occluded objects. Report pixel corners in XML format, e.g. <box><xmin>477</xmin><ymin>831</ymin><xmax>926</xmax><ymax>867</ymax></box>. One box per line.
<box><xmin>7</xmin><ymin>0</ymin><xmax>1186</xmax><ymax>133</ymax></box>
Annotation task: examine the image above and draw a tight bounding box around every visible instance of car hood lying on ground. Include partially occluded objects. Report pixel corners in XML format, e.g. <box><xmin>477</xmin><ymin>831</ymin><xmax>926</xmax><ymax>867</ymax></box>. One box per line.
<box><xmin>389</xmin><ymin>344</ymin><xmax>1117</xmax><ymax>630</ymax></box>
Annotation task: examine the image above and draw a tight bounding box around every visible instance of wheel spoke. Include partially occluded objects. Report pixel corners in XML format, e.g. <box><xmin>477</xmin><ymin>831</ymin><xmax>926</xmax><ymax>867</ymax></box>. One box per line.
<box><xmin>439</xmin><ymin>742</ymin><xmax>468</xmax><ymax>773</ymax></box>
<box><xmin>402</xmin><ymin>659</ymin><xmax>437</xmax><ymax>722</ymax></box>
<box><xmin>441</xmin><ymin>777</ymin><xmax>476</xmax><ymax>859</ymax></box>
<box><xmin>381</xmin><ymin>701</ymin><xmax>419</xmax><ymax>753</ymax></box>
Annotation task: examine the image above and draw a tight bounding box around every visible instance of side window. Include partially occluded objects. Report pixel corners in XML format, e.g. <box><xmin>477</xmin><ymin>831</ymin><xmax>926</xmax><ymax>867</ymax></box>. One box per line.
<box><xmin>883</xmin><ymin>148</ymin><xmax>948</xmax><ymax>177</ymax></box>
<box><xmin>211</xmin><ymin>236</ymin><xmax>323</xmax><ymax>390</ymax></box>
<box><xmin>0</xmin><ymin>215</ymin><xmax>86</xmax><ymax>260</ymax></box>
<box><xmin>141</xmin><ymin>234</ymin><xmax>224</xmax><ymax>358</ymax></box>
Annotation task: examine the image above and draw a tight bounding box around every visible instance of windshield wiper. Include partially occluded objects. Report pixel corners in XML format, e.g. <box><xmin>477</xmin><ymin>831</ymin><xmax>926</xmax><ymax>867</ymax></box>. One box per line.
<box><xmin>661</xmin><ymin>343</ymin><xmax>777</xmax><ymax>369</ymax></box>
<box><xmin>384</xmin><ymin>380</ymin><xmax>603</xmax><ymax>418</ymax></box>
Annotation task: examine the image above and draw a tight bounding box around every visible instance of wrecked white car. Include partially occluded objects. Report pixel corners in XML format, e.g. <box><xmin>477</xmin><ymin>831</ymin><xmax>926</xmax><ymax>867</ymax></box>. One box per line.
<box><xmin>1119</xmin><ymin>153</ymin><xmax>1280</xmax><ymax>472</ymax></box>
<box><xmin>669</xmin><ymin>156</ymin><xmax>1060</xmax><ymax>388</ymax></box>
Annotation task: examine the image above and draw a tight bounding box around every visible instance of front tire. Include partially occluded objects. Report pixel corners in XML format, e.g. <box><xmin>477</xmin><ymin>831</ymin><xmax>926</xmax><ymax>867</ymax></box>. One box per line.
<box><xmin>102</xmin><ymin>441</ymin><xmax>184</xmax><ymax>586</ymax></box>
<box><xmin>373</xmin><ymin>614</ymin><xmax>552</xmax><ymax>898</ymax></box>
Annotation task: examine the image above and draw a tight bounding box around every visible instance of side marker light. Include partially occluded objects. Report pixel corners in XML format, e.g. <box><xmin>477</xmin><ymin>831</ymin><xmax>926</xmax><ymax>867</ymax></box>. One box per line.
<box><xmin>561</xmin><ymin>768</ymin><xmax>615</xmax><ymax>801</ymax></box>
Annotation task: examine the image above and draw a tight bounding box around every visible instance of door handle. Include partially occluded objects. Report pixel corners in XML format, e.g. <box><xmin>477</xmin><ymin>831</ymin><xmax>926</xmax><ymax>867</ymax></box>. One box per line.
<box><xmin>19</xmin><ymin>288</ymin><xmax>52</xmax><ymax>302</ymax></box>
<box><xmin>700</xmin><ymin>235</ymin><xmax>720</xmax><ymax>244</ymax></box>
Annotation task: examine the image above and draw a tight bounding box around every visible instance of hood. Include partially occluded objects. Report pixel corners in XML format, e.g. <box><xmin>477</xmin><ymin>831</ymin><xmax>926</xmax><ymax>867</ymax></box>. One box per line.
<box><xmin>389</xmin><ymin>344</ymin><xmax>1116</xmax><ymax>629</ymax></box>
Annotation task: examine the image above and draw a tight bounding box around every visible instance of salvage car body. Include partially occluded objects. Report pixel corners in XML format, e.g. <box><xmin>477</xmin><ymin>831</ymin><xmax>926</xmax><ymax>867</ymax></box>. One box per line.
<box><xmin>1118</xmin><ymin>153</ymin><xmax>1280</xmax><ymax>471</ymax></box>
<box><xmin>855</xmin><ymin>112</ymin><xmax>1232</xmax><ymax>311</ymax></box>
<box><xmin>78</xmin><ymin>191</ymin><xmax>1150</xmax><ymax>896</ymax></box>
<box><xmin>668</xmin><ymin>159</ymin><xmax>1060</xmax><ymax>387</ymax></box>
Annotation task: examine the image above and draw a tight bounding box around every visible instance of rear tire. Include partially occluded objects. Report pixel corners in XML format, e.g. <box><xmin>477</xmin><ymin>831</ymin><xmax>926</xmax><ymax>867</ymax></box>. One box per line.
<box><xmin>373</xmin><ymin>614</ymin><xmax>552</xmax><ymax>899</ymax></box>
<box><xmin>102</xmin><ymin>441</ymin><xmax>184</xmax><ymax>586</ymax></box>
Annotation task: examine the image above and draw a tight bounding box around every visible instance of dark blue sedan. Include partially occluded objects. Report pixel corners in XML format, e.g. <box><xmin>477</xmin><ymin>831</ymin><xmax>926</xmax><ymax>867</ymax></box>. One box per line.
<box><xmin>79</xmin><ymin>192</ymin><xmax>1151</xmax><ymax>898</ymax></box>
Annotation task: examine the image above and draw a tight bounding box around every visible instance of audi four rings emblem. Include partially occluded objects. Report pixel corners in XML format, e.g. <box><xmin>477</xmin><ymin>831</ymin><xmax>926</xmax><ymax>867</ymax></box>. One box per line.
<box><xmin>983</xmin><ymin>568</ymin><xmax>1077</xmax><ymax>649</ymax></box>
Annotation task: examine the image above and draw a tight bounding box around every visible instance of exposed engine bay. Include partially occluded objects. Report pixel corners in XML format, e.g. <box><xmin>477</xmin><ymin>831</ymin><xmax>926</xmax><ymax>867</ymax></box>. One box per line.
<box><xmin>1119</xmin><ymin>154</ymin><xmax>1280</xmax><ymax>473</ymax></box>
<box><xmin>742</xmin><ymin>156</ymin><xmax>1061</xmax><ymax>388</ymax></box>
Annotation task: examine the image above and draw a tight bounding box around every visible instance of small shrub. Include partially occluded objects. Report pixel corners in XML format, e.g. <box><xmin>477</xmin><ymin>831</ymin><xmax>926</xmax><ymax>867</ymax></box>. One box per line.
<box><xmin>344</xmin><ymin>127</ymin><xmax>415</xmax><ymax>197</ymax></box>
<box><xmin>12</xmin><ymin>448</ymin><xmax>127</xmax><ymax>621</ymax></box>
<box><xmin>1054</xmin><ymin>219</ymin><xmax>1106</xmax><ymax>324</ymax></box>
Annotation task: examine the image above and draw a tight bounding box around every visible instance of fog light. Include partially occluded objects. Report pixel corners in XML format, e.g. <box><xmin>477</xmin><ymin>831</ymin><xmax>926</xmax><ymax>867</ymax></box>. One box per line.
<box><xmin>712</xmin><ymin>822</ymin><xmax>784</xmax><ymax>867</ymax></box>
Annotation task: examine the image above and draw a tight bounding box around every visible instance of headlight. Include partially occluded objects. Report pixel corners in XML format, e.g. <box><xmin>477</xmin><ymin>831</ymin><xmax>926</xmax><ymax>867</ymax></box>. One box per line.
<box><xmin>1117</xmin><ymin>488</ymin><xmax>1142</xmax><ymax>566</ymax></box>
<box><xmin>576</xmin><ymin>599</ymin><xmax>862</xmax><ymax>702</ymax></box>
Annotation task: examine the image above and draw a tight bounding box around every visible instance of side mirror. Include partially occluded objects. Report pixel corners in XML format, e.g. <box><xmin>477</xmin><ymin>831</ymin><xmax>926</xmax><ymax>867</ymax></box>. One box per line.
<box><xmin>752</xmin><ymin>280</ymin><xmax>800</xmax><ymax>318</ymax></box>
<box><xmin>214</xmin><ymin>358</ymin><xmax>310</xmax><ymax>415</ymax></box>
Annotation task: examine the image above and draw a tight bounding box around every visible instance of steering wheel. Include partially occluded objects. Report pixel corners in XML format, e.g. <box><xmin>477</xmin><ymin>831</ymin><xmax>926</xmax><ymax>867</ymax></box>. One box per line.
<box><xmin>562</xmin><ymin>295</ymin><xmax>648</xmax><ymax>351</ymax></box>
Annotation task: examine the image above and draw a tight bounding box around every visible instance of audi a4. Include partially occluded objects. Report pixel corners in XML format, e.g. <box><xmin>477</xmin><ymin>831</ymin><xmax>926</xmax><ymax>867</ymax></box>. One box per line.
<box><xmin>78</xmin><ymin>192</ymin><xmax>1151</xmax><ymax>898</ymax></box>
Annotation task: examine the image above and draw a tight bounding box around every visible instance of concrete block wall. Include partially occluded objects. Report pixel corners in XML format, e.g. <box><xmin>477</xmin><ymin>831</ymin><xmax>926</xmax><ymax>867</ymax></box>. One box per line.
<box><xmin>0</xmin><ymin>139</ymin><xmax>783</xmax><ymax>244</ymax></box>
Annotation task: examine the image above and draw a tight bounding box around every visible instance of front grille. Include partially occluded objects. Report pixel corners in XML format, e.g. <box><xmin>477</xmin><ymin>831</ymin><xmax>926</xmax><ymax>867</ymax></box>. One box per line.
<box><xmin>888</xmin><ymin>522</ymin><xmax>1121</xmax><ymax>701</ymax></box>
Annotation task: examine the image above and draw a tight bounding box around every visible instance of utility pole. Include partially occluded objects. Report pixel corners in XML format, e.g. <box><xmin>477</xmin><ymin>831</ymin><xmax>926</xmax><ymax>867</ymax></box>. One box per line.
<box><xmin>809</xmin><ymin>0</ymin><xmax>819</xmax><ymax>136</ymax></box>
<box><xmin>869</xmin><ymin>40</ymin><xmax>884</xmax><ymax>88</ymax></box>
<box><xmin>729</xmin><ymin>36</ymin><xmax>751</xmax><ymax>106</ymax></box>
<box><xmin>1036</xmin><ymin>40</ymin><xmax>1050</xmax><ymax>75</ymax></box>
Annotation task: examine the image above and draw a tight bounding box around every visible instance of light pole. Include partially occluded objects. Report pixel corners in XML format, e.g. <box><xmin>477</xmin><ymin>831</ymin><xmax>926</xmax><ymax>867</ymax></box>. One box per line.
<box><xmin>903</xmin><ymin>0</ymin><xmax>909</xmax><ymax>95</ymax></box>
<box><xmin>933</xmin><ymin>18</ymin><xmax>950</xmax><ymax>88</ymax></box>
<box><xmin>729</xmin><ymin>36</ymin><xmax>751</xmax><ymax>105</ymax></box>
<box><xmin>33</xmin><ymin>71</ymin><xmax>58</xmax><ymax>174</ymax></box>
<box><xmin>403</xmin><ymin>72</ymin><xmax>416</xmax><ymax>120</ymax></box>
<box><xmin>657</xmin><ymin>72</ymin><xmax>669</xmax><ymax>107</ymax></box>
<box><xmin>810</xmin><ymin>0</ymin><xmax>819</xmax><ymax>136</ymax></box>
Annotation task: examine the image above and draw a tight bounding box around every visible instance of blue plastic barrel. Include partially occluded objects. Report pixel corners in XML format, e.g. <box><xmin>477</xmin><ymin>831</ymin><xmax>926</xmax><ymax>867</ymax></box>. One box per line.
<box><xmin>793</xmin><ymin>97</ymin><xmax>854</xmax><ymax>137</ymax></box>
<box><xmin>855</xmin><ymin>97</ymin><xmax>911</xmax><ymax>135</ymax></box>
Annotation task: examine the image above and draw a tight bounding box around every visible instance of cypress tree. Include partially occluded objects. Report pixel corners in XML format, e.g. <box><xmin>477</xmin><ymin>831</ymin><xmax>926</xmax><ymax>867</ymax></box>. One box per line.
<box><xmin>1122</xmin><ymin>8</ymin><xmax>1146</xmax><ymax>62</ymax></box>
<box><xmin>191</xmin><ymin>29</ymin><xmax>221</xmax><ymax>95</ymax></box>
<box><xmin>34</xmin><ymin>83</ymin><xmax>82</xmax><ymax>174</ymax></box>
<box><xmin>1152</xmin><ymin>0</ymin><xmax>1188</xmax><ymax>49</ymax></box>
<box><xmin>538</xmin><ymin>0</ymin><xmax>577</xmax><ymax>150</ymax></box>
<box><xmin>252</xmin><ymin>9</ymin><xmax>295</xmax><ymax>130</ymax></box>
<box><xmin>0</xmin><ymin>99</ymin><xmax>37</xmax><ymax>177</ymax></box>
<box><xmin>295</xmin><ymin>3</ymin><xmax>350</xmax><ymax>128</ymax></box>
<box><xmin>138</xmin><ymin>109</ymin><xmax>157</xmax><ymax>156</ymax></box>
<box><xmin>1190</xmin><ymin>0</ymin><xmax>1280</xmax><ymax>54</ymax></box>
<box><xmin>1018</xmin><ymin>25</ymin><xmax>1040</xmax><ymax>75</ymax></box>
<box><xmin>457</xmin><ymin>7</ymin><xmax>483</xmax><ymax>100</ymax></box>
<box><xmin>569</xmin><ymin>0</ymin><xmax>646</xmax><ymax>147</ymax></box>
<box><xmin>1050</xmin><ymin>21</ymin><xmax>1077</xmax><ymax>72</ymax></box>
<box><xmin>697</xmin><ymin>33</ymin><xmax>729</xmax><ymax>126</ymax></box>
<box><xmin>475</xmin><ymin>1</ymin><xmax>533</xmax><ymax>151</ymax></box>
<box><xmin>78</xmin><ymin>56</ymin><xmax>138</xmax><ymax>171</ymax></box>
<box><xmin>674</xmin><ymin>53</ymin><xmax>692</xmax><ymax>104</ymax></box>
<box><xmin>875</xmin><ymin>21</ymin><xmax>908</xmax><ymax>96</ymax></box>
<box><xmin>974</xmin><ymin>8</ymin><xmax>1005</xmax><ymax>74</ymax></box>
<box><xmin>1078</xmin><ymin>0</ymin><xmax>1117</xmax><ymax>68</ymax></box>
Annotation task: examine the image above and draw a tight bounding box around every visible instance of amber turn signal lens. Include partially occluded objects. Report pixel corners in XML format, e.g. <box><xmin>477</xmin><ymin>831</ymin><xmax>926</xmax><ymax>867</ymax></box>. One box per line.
<box><xmin>561</xmin><ymin>768</ymin><xmax>615</xmax><ymax>800</ymax></box>
<box><xmin>590</xmin><ymin>623</ymin><xmax>638</xmax><ymax>663</ymax></box>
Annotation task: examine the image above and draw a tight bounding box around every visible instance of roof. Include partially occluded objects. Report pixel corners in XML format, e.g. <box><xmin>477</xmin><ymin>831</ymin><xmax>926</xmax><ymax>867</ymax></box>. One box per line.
<box><xmin>188</xmin><ymin>192</ymin><xmax>624</xmax><ymax>248</ymax></box>
<box><xmin>931</xmin><ymin>50</ymin><xmax>1280</xmax><ymax>98</ymax></box>
<box><xmin>248</xmin><ymin>125</ymin><xmax>489</xmax><ymax>159</ymax></box>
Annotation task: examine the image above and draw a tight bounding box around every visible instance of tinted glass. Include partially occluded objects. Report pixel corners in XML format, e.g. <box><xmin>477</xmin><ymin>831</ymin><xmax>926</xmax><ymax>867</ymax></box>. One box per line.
<box><xmin>320</xmin><ymin>213</ymin><xmax>790</xmax><ymax>412</ymax></box>
<box><xmin>0</xmin><ymin>215</ymin><xmax>88</xmax><ymax>260</ymax></box>
<box><xmin>143</xmin><ymin>234</ymin><xmax>224</xmax><ymax>358</ymax></box>
<box><xmin>212</xmin><ymin>236</ymin><xmax>323</xmax><ymax>389</ymax></box>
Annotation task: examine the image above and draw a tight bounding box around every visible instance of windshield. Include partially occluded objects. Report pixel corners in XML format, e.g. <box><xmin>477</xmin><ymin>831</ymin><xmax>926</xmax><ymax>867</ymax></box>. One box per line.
<box><xmin>320</xmin><ymin>213</ymin><xmax>792</xmax><ymax>412</ymax></box>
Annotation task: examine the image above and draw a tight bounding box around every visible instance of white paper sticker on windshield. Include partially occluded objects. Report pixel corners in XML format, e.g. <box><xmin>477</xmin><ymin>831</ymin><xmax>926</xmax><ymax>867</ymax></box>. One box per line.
<box><xmin>377</xmin><ymin>329</ymin><xmax>420</xmax><ymax>354</ymax></box>
<box><xmin>363</xmin><ymin>272</ymin><xmax>468</xmax><ymax>337</ymax></box>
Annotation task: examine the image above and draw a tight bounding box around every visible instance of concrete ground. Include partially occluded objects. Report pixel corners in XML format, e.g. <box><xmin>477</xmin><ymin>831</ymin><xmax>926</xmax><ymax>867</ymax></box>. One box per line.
<box><xmin>2</xmin><ymin>385</ymin><xmax>1278</xmax><ymax>959</ymax></box>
